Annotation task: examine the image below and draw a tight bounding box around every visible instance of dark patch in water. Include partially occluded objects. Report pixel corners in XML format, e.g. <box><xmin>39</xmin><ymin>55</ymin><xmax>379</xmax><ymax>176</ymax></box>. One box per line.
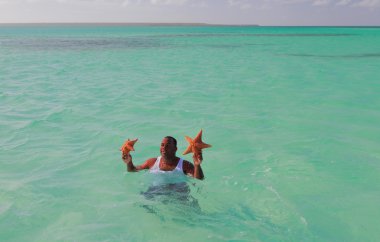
<box><xmin>0</xmin><ymin>37</ymin><xmax>167</xmax><ymax>50</ymax></box>
<box><xmin>152</xmin><ymin>33</ymin><xmax>354</xmax><ymax>38</ymax></box>
<box><xmin>257</xmin><ymin>33</ymin><xmax>354</xmax><ymax>37</ymax></box>
<box><xmin>201</xmin><ymin>43</ymin><xmax>273</xmax><ymax>49</ymax></box>
<box><xmin>139</xmin><ymin>182</ymin><xmax>201</xmax><ymax>220</ymax></box>
<box><xmin>141</xmin><ymin>182</ymin><xmax>199</xmax><ymax>206</ymax></box>
<box><xmin>0</xmin><ymin>32</ymin><xmax>353</xmax><ymax>51</ymax></box>
<box><xmin>202</xmin><ymin>44</ymin><xmax>241</xmax><ymax>49</ymax></box>
<box><xmin>287</xmin><ymin>53</ymin><xmax>380</xmax><ymax>58</ymax></box>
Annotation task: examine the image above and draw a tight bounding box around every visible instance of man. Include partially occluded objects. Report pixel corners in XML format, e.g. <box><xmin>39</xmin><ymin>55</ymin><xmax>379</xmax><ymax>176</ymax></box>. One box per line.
<box><xmin>122</xmin><ymin>136</ymin><xmax>204</xmax><ymax>180</ymax></box>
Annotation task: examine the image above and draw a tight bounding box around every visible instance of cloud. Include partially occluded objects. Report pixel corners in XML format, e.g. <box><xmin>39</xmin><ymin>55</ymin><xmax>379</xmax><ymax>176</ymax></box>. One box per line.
<box><xmin>227</xmin><ymin>0</ymin><xmax>253</xmax><ymax>9</ymax></box>
<box><xmin>312</xmin><ymin>0</ymin><xmax>331</xmax><ymax>6</ymax></box>
<box><xmin>2</xmin><ymin>0</ymin><xmax>380</xmax><ymax>10</ymax></box>
<box><xmin>336</xmin><ymin>0</ymin><xmax>351</xmax><ymax>6</ymax></box>
<box><xmin>280</xmin><ymin>0</ymin><xmax>308</xmax><ymax>4</ymax></box>
<box><xmin>150</xmin><ymin>0</ymin><xmax>187</xmax><ymax>5</ymax></box>
<box><xmin>228</xmin><ymin>0</ymin><xmax>241</xmax><ymax>6</ymax></box>
<box><xmin>273</xmin><ymin>0</ymin><xmax>380</xmax><ymax>8</ymax></box>
<box><xmin>311</xmin><ymin>0</ymin><xmax>380</xmax><ymax>8</ymax></box>
<box><xmin>353</xmin><ymin>0</ymin><xmax>380</xmax><ymax>8</ymax></box>
<box><xmin>190</xmin><ymin>1</ymin><xmax>208</xmax><ymax>8</ymax></box>
<box><xmin>9</xmin><ymin>0</ymin><xmax>188</xmax><ymax>6</ymax></box>
<box><xmin>122</xmin><ymin>0</ymin><xmax>131</xmax><ymax>6</ymax></box>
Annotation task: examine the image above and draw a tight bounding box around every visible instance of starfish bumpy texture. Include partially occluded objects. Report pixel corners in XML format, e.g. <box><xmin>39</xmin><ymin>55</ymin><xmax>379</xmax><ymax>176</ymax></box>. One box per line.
<box><xmin>120</xmin><ymin>138</ymin><xmax>138</xmax><ymax>154</ymax></box>
<box><xmin>183</xmin><ymin>130</ymin><xmax>211</xmax><ymax>155</ymax></box>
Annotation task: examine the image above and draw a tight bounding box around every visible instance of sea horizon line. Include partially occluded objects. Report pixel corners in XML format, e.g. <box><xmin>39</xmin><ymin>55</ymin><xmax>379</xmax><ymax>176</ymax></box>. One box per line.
<box><xmin>0</xmin><ymin>22</ymin><xmax>379</xmax><ymax>27</ymax></box>
<box><xmin>0</xmin><ymin>22</ymin><xmax>259</xmax><ymax>27</ymax></box>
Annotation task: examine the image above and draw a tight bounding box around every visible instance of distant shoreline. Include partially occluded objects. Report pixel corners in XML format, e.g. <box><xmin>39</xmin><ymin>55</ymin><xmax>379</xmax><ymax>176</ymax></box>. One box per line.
<box><xmin>0</xmin><ymin>23</ymin><xmax>379</xmax><ymax>27</ymax></box>
<box><xmin>0</xmin><ymin>22</ymin><xmax>260</xmax><ymax>27</ymax></box>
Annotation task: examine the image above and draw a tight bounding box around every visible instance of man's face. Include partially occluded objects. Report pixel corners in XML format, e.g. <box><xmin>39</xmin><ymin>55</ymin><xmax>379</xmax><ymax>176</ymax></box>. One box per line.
<box><xmin>160</xmin><ymin>138</ymin><xmax>177</xmax><ymax>158</ymax></box>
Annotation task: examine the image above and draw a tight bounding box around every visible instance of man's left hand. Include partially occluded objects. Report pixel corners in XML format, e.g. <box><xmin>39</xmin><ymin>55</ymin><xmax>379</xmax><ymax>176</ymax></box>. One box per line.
<box><xmin>193</xmin><ymin>151</ymin><xmax>203</xmax><ymax>166</ymax></box>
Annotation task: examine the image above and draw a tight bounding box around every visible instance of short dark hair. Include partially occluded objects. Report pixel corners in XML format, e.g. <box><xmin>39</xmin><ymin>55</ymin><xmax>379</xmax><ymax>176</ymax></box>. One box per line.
<box><xmin>164</xmin><ymin>136</ymin><xmax>177</xmax><ymax>147</ymax></box>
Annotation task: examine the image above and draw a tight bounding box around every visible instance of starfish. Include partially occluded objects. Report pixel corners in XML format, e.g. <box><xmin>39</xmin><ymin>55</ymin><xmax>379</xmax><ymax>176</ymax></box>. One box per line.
<box><xmin>183</xmin><ymin>129</ymin><xmax>212</xmax><ymax>155</ymax></box>
<box><xmin>120</xmin><ymin>138</ymin><xmax>138</xmax><ymax>154</ymax></box>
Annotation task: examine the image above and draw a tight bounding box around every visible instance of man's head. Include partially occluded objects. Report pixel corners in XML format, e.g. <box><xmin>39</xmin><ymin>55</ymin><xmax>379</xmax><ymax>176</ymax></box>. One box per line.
<box><xmin>160</xmin><ymin>136</ymin><xmax>177</xmax><ymax>158</ymax></box>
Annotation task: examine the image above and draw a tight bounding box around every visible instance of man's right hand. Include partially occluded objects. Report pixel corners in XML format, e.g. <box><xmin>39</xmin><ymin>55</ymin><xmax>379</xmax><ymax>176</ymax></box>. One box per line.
<box><xmin>122</xmin><ymin>152</ymin><xmax>132</xmax><ymax>164</ymax></box>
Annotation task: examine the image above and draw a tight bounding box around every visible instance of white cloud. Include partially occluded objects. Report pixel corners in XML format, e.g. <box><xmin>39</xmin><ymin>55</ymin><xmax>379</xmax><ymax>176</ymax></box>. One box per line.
<box><xmin>280</xmin><ymin>0</ymin><xmax>308</xmax><ymax>4</ymax></box>
<box><xmin>190</xmin><ymin>1</ymin><xmax>208</xmax><ymax>8</ymax></box>
<box><xmin>336</xmin><ymin>0</ymin><xmax>351</xmax><ymax>6</ymax></box>
<box><xmin>353</xmin><ymin>0</ymin><xmax>380</xmax><ymax>8</ymax></box>
<box><xmin>150</xmin><ymin>0</ymin><xmax>187</xmax><ymax>5</ymax></box>
<box><xmin>273</xmin><ymin>0</ymin><xmax>380</xmax><ymax>8</ymax></box>
<box><xmin>122</xmin><ymin>0</ymin><xmax>131</xmax><ymax>6</ymax></box>
<box><xmin>311</xmin><ymin>0</ymin><xmax>380</xmax><ymax>8</ymax></box>
<box><xmin>312</xmin><ymin>0</ymin><xmax>331</xmax><ymax>6</ymax></box>
<box><xmin>228</xmin><ymin>0</ymin><xmax>241</xmax><ymax>6</ymax></box>
<box><xmin>4</xmin><ymin>0</ymin><xmax>378</xmax><ymax>9</ymax></box>
<box><xmin>121</xmin><ymin>0</ymin><xmax>143</xmax><ymax>6</ymax></box>
<box><xmin>0</xmin><ymin>0</ymin><xmax>379</xmax><ymax>25</ymax></box>
<box><xmin>228</xmin><ymin>0</ymin><xmax>253</xmax><ymax>9</ymax></box>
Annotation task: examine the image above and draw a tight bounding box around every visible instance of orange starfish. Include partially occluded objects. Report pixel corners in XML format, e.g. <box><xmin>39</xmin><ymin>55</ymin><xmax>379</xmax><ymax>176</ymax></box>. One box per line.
<box><xmin>120</xmin><ymin>138</ymin><xmax>138</xmax><ymax>154</ymax></box>
<box><xmin>183</xmin><ymin>129</ymin><xmax>212</xmax><ymax>155</ymax></box>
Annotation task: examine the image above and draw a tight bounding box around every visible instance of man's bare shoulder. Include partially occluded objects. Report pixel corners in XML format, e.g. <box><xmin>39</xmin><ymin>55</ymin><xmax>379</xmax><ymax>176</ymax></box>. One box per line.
<box><xmin>146</xmin><ymin>157</ymin><xmax>157</xmax><ymax>161</ymax></box>
<box><xmin>146</xmin><ymin>157</ymin><xmax>157</xmax><ymax>165</ymax></box>
<box><xmin>138</xmin><ymin>157</ymin><xmax>157</xmax><ymax>169</ymax></box>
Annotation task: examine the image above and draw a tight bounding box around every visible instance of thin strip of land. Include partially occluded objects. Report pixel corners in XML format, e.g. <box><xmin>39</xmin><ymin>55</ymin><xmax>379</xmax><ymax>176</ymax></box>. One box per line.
<box><xmin>0</xmin><ymin>22</ymin><xmax>259</xmax><ymax>27</ymax></box>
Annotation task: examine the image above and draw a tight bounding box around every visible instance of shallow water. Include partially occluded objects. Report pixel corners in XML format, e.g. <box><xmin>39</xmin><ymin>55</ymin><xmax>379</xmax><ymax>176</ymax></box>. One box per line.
<box><xmin>1</xmin><ymin>25</ymin><xmax>380</xmax><ymax>241</ymax></box>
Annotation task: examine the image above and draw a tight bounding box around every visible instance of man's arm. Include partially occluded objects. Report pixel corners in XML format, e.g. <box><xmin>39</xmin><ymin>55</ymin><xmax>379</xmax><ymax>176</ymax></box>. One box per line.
<box><xmin>122</xmin><ymin>152</ymin><xmax>155</xmax><ymax>172</ymax></box>
<box><xmin>183</xmin><ymin>152</ymin><xmax>204</xmax><ymax>180</ymax></box>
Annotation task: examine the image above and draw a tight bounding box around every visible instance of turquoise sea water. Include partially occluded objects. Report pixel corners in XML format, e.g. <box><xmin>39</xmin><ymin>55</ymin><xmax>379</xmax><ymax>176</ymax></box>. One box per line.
<box><xmin>1</xmin><ymin>25</ymin><xmax>380</xmax><ymax>241</ymax></box>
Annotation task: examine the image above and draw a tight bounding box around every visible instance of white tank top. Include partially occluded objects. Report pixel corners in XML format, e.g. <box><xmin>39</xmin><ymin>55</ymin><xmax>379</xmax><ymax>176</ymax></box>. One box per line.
<box><xmin>149</xmin><ymin>156</ymin><xmax>183</xmax><ymax>174</ymax></box>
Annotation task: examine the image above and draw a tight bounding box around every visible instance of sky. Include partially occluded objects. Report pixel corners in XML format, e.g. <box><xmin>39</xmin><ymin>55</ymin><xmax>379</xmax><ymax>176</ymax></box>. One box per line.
<box><xmin>0</xmin><ymin>0</ymin><xmax>379</xmax><ymax>26</ymax></box>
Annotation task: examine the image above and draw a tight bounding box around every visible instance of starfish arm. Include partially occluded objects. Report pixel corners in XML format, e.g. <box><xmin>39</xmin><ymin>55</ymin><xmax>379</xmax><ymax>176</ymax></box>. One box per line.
<box><xmin>183</xmin><ymin>130</ymin><xmax>212</xmax><ymax>155</ymax></box>
<box><xmin>120</xmin><ymin>138</ymin><xmax>138</xmax><ymax>153</ymax></box>
<box><xmin>185</xmin><ymin>136</ymin><xmax>193</xmax><ymax>143</ymax></box>
<box><xmin>120</xmin><ymin>144</ymin><xmax>127</xmax><ymax>151</ymax></box>
<box><xmin>183</xmin><ymin>145</ymin><xmax>193</xmax><ymax>155</ymax></box>
<box><xmin>183</xmin><ymin>136</ymin><xmax>194</xmax><ymax>155</ymax></box>
<box><xmin>195</xmin><ymin>142</ymin><xmax>212</xmax><ymax>150</ymax></box>
<box><xmin>193</xmin><ymin>130</ymin><xmax>203</xmax><ymax>143</ymax></box>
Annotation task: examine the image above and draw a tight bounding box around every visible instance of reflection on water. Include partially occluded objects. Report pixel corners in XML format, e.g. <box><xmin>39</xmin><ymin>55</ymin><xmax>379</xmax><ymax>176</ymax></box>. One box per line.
<box><xmin>141</xmin><ymin>182</ymin><xmax>200</xmax><ymax>209</ymax></box>
<box><xmin>135</xmin><ymin>172</ymin><xmax>203</xmax><ymax>223</ymax></box>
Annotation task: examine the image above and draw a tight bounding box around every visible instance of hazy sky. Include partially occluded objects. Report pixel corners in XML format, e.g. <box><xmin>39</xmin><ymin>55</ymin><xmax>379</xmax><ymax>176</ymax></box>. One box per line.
<box><xmin>0</xmin><ymin>0</ymin><xmax>379</xmax><ymax>25</ymax></box>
